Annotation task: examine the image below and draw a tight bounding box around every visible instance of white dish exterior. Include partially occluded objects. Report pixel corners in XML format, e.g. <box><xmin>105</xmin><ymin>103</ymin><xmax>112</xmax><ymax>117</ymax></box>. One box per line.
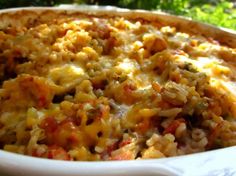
<box><xmin>0</xmin><ymin>6</ymin><xmax>236</xmax><ymax>176</ymax></box>
<box><xmin>1</xmin><ymin>146</ymin><xmax>236</xmax><ymax>176</ymax></box>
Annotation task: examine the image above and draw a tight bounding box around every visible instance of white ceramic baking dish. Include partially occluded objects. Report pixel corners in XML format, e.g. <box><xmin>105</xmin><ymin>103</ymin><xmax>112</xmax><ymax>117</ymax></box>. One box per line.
<box><xmin>0</xmin><ymin>6</ymin><xmax>236</xmax><ymax>176</ymax></box>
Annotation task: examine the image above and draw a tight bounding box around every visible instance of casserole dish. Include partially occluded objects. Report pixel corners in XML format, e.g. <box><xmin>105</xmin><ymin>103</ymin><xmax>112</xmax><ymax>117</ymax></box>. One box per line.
<box><xmin>0</xmin><ymin>5</ymin><xmax>236</xmax><ymax>176</ymax></box>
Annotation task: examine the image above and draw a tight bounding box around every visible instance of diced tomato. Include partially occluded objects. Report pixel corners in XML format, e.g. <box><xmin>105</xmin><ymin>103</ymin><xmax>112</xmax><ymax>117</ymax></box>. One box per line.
<box><xmin>123</xmin><ymin>84</ymin><xmax>136</xmax><ymax>94</ymax></box>
<box><xmin>67</xmin><ymin>132</ymin><xmax>80</xmax><ymax>144</ymax></box>
<box><xmin>163</xmin><ymin>118</ymin><xmax>185</xmax><ymax>135</ymax></box>
<box><xmin>31</xmin><ymin>148</ymin><xmax>42</xmax><ymax>157</ymax></box>
<box><xmin>110</xmin><ymin>151</ymin><xmax>133</xmax><ymax>160</ymax></box>
<box><xmin>119</xmin><ymin>139</ymin><xmax>132</xmax><ymax>148</ymax></box>
<box><xmin>38</xmin><ymin>95</ymin><xmax>47</xmax><ymax>108</ymax></box>
<box><xmin>100</xmin><ymin>141</ymin><xmax>118</xmax><ymax>160</ymax></box>
<box><xmin>31</xmin><ymin>146</ymin><xmax>70</xmax><ymax>160</ymax></box>
<box><xmin>40</xmin><ymin>117</ymin><xmax>80</xmax><ymax>148</ymax></box>
<box><xmin>40</xmin><ymin>117</ymin><xmax>58</xmax><ymax>133</ymax></box>
<box><xmin>55</xmin><ymin>121</ymin><xmax>79</xmax><ymax>147</ymax></box>
<box><xmin>61</xmin><ymin>116</ymin><xmax>81</xmax><ymax>127</ymax></box>
<box><xmin>47</xmin><ymin>146</ymin><xmax>71</xmax><ymax>160</ymax></box>
<box><xmin>136</xmin><ymin>120</ymin><xmax>150</xmax><ymax>134</ymax></box>
<box><xmin>106</xmin><ymin>142</ymin><xmax>119</xmax><ymax>156</ymax></box>
<box><xmin>59</xmin><ymin>118</ymin><xmax>76</xmax><ymax>130</ymax></box>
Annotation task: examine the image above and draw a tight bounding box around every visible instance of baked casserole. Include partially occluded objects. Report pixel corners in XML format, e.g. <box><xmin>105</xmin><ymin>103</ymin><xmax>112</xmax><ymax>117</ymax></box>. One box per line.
<box><xmin>0</xmin><ymin>8</ymin><xmax>236</xmax><ymax>161</ymax></box>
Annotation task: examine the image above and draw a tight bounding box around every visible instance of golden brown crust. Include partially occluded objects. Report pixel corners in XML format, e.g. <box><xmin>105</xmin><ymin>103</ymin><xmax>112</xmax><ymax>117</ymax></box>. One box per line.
<box><xmin>0</xmin><ymin>7</ymin><xmax>235</xmax><ymax>48</ymax></box>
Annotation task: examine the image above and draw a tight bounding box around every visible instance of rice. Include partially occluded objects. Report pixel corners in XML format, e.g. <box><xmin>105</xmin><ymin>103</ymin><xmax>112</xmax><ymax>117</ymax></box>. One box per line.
<box><xmin>0</xmin><ymin>10</ymin><xmax>236</xmax><ymax>161</ymax></box>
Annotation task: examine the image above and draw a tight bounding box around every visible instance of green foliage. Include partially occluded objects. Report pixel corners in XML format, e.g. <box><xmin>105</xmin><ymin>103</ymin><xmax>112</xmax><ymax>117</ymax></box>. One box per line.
<box><xmin>106</xmin><ymin>0</ymin><xmax>236</xmax><ymax>30</ymax></box>
<box><xmin>186</xmin><ymin>2</ymin><xmax>236</xmax><ymax>30</ymax></box>
<box><xmin>91</xmin><ymin>0</ymin><xmax>236</xmax><ymax>30</ymax></box>
<box><xmin>158</xmin><ymin>0</ymin><xmax>189</xmax><ymax>14</ymax></box>
<box><xmin>0</xmin><ymin>0</ymin><xmax>235</xmax><ymax>30</ymax></box>
<box><xmin>118</xmin><ymin>0</ymin><xmax>156</xmax><ymax>10</ymax></box>
<box><xmin>0</xmin><ymin>0</ymin><xmax>74</xmax><ymax>8</ymax></box>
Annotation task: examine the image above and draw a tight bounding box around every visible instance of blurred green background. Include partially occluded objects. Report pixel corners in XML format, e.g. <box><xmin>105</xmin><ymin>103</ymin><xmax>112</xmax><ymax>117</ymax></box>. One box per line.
<box><xmin>0</xmin><ymin>0</ymin><xmax>235</xmax><ymax>30</ymax></box>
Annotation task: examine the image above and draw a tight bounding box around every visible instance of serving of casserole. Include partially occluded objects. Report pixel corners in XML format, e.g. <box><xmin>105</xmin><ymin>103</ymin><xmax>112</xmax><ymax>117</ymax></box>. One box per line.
<box><xmin>0</xmin><ymin>5</ymin><xmax>236</xmax><ymax>176</ymax></box>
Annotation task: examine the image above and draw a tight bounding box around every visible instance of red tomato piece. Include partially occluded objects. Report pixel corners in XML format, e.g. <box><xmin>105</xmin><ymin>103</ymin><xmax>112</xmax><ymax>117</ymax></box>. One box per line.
<box><xmin>119</xmin><ymin>139</ymin><xmax>132</xmax><ymax>148</ymax></box>
<box><xmin>40</xmin><ymin>117</ymin><xmax>58</xmax><ymax>133</ymax></box>
<box><xmin>163</xmin><ymin>118</ymin><xmax>185</xmax><ymax>135</ymax></box>
<box><xmin>47</xmin><ymin>146</ymin><xmax>71</xmax><ymax>160</ymax></box>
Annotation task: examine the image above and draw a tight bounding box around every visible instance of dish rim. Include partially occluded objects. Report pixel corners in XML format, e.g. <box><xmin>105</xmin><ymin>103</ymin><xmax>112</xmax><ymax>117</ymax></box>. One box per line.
<box><xmin>0</xmin><ymin>6</ymin><xmax>236</xmax><ymax>176</ymax></box>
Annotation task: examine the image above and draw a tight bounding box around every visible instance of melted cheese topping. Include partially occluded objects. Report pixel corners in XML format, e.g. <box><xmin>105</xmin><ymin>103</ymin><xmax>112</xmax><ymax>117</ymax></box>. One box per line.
<box><xmin>0</xmin><ymin>11</ymin><xmax>236</xmax><ymax>161</ymax></box>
